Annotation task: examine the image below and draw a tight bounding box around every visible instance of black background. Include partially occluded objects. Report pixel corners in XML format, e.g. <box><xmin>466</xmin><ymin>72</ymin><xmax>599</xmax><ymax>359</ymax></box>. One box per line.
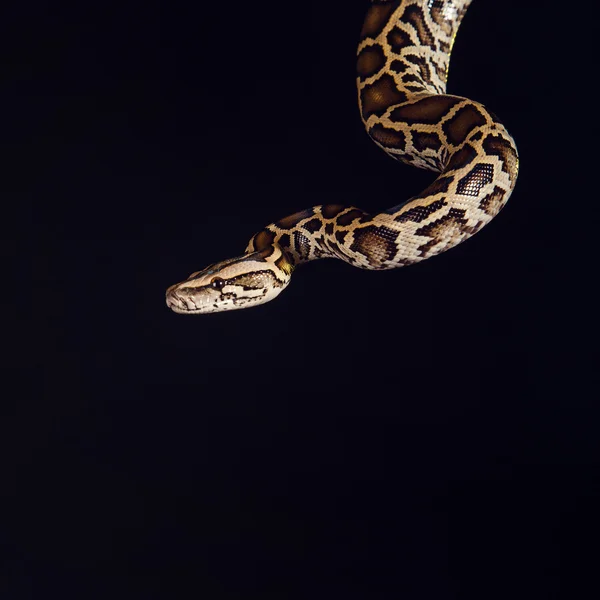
<box><xmin>4</xmin><ymin>0</ymin><xmax>597</xmax><ymax>598</ymax></box>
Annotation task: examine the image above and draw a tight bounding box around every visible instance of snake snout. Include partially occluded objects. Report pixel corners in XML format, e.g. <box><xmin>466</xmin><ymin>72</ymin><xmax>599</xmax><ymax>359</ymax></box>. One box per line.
<box><xmin>165</xmin><ymin>285</ymin><xmax>188</xmax><ymax>312</ymax></box>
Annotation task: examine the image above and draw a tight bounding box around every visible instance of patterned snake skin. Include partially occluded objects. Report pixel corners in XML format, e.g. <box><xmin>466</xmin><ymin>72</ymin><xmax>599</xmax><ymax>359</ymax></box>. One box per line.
<box><xmin>166</xmin><ymin>0</ymin><xmax>519</xmax><ymax>314</ymax></box>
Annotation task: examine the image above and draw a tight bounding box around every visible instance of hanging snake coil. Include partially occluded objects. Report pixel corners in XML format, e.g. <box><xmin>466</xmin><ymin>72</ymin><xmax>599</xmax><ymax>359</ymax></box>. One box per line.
<box><xmin>166</xmin><ymin>0</ymin><xmax>518</xmax><ymax>314</ymax></box>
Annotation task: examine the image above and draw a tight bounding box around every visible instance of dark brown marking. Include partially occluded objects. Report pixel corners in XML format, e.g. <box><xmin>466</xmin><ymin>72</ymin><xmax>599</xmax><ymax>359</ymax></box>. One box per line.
<box><xmin>446</xmin><ymin>143</ymin><xmax>478</xmax><ymax>171</ymax></box>
<box><xmin>387</xmin><ymin>26</ymin><xmax>413</xmax><ymax>53</ymax></box>
<box><xmin>403</xmin><ymin>55</ymin><xmax>433</xmax><ymax>87</ymax></box>
<box><xmin>416</xmin><ymin>209</ymin><xmax>475</xmax><ymax>257</ymax></box>
<box><xmin>335</xmin><ymin>230</ymin><xmax>348</xmax><ymax>244</ymax></box>
<box><xmin>404</xmin><ymin>85</ymin><xmax>426</xmax><ymax>93</ymax></box>
<box><xmin>483</xmin><ymin>133</ymin><xmax>519</xmax><ymax>178</ymax></box>
<box><xmin>360</xmin><ymin>74</ymin><xmax>408</xmax><ymax>119</ymax></box>
<box><xmin>337</xmin><ymin>208</ymin><xmax>367</xmax><ymax>227</ymax></box>
<box><xmin>442</xmin><ymin>104</ymin><xmax>487</xmax><ymax>146</ymax></box>
<box><xmin>479</xmin><ymin>185</ymin><xmax>507</xmax><ymax>216</ymax></box>
<box><xmin>252</xmin><ymin>229</ymin><xmax>275</xmax><ymax>252</ymax></box>
<box><xmin>432</xmin><ymin>59</ymin><xmax>447</xmax><ymax>83</ymax></box>
<box><xmin>360</xmin><ymin>2</ymin><xmax>398</xmax><ymax>39</ymax></box>
<box><xmin>456</xmin><ymin>163</ymin><xmax>495</xmax><ymax>197</ymax></box>
<box><xmin>422</xmin><ymin>175</ymin><xmax>454</xmax><ymax>196</ymax></box>
<box><xmin>302</xmin><ymin>218</ymin><xmax>322</xmax><ymax>233</ymax></box>
<box><xmin>325</xmin><ymin>222</ymin><xmax>334</xmax><ymax>235</ymax></box>
<box><xmin>389</xmin><ymin>95</ymin><xmax>461</xmax><ymax>125</ymax></box>
<box><xmin>357</xmin><ymin>44</ymin><xmax>387</xmax><ymax>80</ymax></box>
<box><xmin>403</xmin><ymin>4</ymin><xmax>437</xmax><ymax>51</ymax></box>
<box><xmin>325</xmin><ymin>239</ymin><xmax>344</xmax><ymax>259</ymax></box>
<box><xmin>277</xmin><ymin>232</ymin><xmax>291</xmax><ymax>253</ymax></box>
<box><xmin>402</xmin><ymin>73</ymin><xmax>424</xmax><ymax>86</ymax></box>
<box><xmin>412</xmin><ymin>130</ymin><xmax>442</xmax><ymax>153</ymax></box>
<box><xmin>369</xmin><ymin>123</ymin><xmax>406</xmax><ymax>150</ymax></box>
<box><xmin>277</xmin><ymin>208</ymin><xmax>315</xmax><ymax>229</ymax></box>
<box><xmin>394</xmin><ymin>198</ymin><xmax>447</xmax><ymax>222</ymax></box>
<box><xmin>321</xmin><ymin>204</ymin><xmax>346</xmax><ymax>219</ymax></box>
<box><xmin>350</xmin><ymin>225</ymin><xmax>399</xmax><ymax>268</ymax></box>
<box><xmin>390</xmin><ymin>59</ymin><xmax>407</xmax><ymax>74</ymax></box>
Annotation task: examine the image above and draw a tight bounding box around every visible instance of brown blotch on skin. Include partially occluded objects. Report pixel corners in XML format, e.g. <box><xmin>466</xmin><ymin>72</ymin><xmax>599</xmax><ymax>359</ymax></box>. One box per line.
<box><xmin>325</xmin><ymin>239</ymin><xmax>344</xmax><ymax>259</ymax></box>
<box><xmin>442</xmin><ymin>104</ymin><xmax>487</xmax><ymax>146</ymax></box>
<box><xmin>446</xmin><ymin>143</ymin><xmax>478</xmax><ymax>172</ymax></box>
<box><xmin>350</xmin><ymin>225</ymin><xmax>399</xmax><ymax>268</ymax></box>
<box><xmin>422</xmin><ymin>175</ymin><xmax>454</xmax><ymax>196</ymax></box>
<box><xmin>335</xmin><ymin>230</ymin><xmax>348</xmax><ymax>244</ymax></box>
<box><xmin>357</xmin><ymin>44</ymin><xmax>387</xmax><ymax>80</ymax></box>
<box><xmin>337</xmin><ymin>208</ymin><xmax>368</xmax><ymax>227</ymax></box>
<box><xmin>325</xmin><ymin>222</ymin><xmax>334</xmax><ymax>235</ymax></box>
<box><xmin>479</xmin><ymin>185</ymin><xmax>507</xmax><ymax>216</ymax></box>
<box><xmin>432</xmin><ymin>59</ymin><xmax>447</xmax><ymax>83</ymax></box>
<box><xmin>403</xmin><ymin>4</ymin><xmax>437</xmax><ymax>51</ymax></box>
<box><xmin>456</xmin><ymin>163</ymin><xmax>495</xmax><ymax>197</ymax></box>
<box><xmin>390</xmin><ymin>59</ymin><xmax>407</xmax><ymax>74</ymax></box>
<box><xmin>483</xmin><ymin>133</ymin><xmax>519</xmax><ymax>178</ymax></box>
<box><xmin>276</xmin><ymin>207</ymin><xmax>315</xmax><ymax>229</ymax></box>
<box><xmin>252</xmin><ymin>229</ymin><xmax>275</xmax><ymax>252</ymax></box>
<box><xmin>402</xmin><ymin>73</ymin><xmax>424</xmax><ymax>86</ymax></box>
<box><xmin>439</xmin><ymin>39</ymin><xmax>450</xmax><ymax>53</ymax></box>
<box><xmin>387</xmin><ymin>26</ymin><xmax>413</xmax><ymax>53</ymax></box>
<box><xmin>412</xmin><ymin>130</ymin><xmax>442</xmax><ymax>153</ymax></box>
<box><xmin>277</xmin><ymin>232</ymin><xmax>291</xmax><ymax>253</ymax></box>
<box><xmin>369</xmin><ymin>123</ymin><xmax>406</xmax><ymax>150</ymax></box>
<box><xmin>360</xmin><ymin>74</ymin><xmax>408</xmax><ymax>119</ymax></box>
<box><xmin>404</xmin><ymin>55</ymin><xmax>433</xmax><ymax>86</ymax></box>
<box><xmin>394</xmin><ymin>198</ymin><xmax>447</xmax><ymax>223</ymax></box>
<box><xmin>302</xmin><ymin>218</ymin><xmax>322</xmax><ymax>233</ymax></box>
<box><xmin>390</xmin><ymin>95</ymin><xmax>461</xmax><ymax>125</ymax></box>
<box><xmin>360</xmin><ymin>2</ymin><xmax>398</xmax><ymax>39</ymax></box>
<box><xmin>321</xmin><ymin>204</ymin><xmax>346</xmax><ymax>219</ymax></box>
<box><xmin>416</xmin><ymin>208</ymin><xmax>474</xmax><ymax>257</ymax></box>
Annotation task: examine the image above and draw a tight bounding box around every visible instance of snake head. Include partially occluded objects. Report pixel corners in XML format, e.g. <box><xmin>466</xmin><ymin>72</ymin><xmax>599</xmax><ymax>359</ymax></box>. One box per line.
<box><xmin>165</xmin><ymin>247</ymin><xmax>294</xmax><ymax>314</ymax></box>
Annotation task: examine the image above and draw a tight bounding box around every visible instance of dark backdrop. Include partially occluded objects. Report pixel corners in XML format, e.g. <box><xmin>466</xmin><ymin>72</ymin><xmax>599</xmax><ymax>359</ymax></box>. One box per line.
<box><xmin>4</xmin><ymin>0</ymin><xmax>597</xmax><ymax>598</ymax></box>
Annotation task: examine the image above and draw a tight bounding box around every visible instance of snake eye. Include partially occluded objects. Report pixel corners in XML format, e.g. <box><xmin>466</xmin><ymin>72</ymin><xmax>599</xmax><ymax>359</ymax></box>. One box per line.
<box><xmin>210</xmin><ymin>277</ymin><xmax>225</xmax><ymax>290</ymax></box>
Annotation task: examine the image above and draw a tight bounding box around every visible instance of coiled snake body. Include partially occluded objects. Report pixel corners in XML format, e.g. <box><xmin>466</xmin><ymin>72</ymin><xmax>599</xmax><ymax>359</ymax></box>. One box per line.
<box><xmin>166</xmin><ymin>0</ymin><xmax>518</xmax><ymax>314</ymax></box>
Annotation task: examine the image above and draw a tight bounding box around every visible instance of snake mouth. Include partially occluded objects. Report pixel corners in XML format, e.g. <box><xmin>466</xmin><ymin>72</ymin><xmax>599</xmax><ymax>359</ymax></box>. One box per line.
<box><xmin>165</xmin><ymin>286</ymin><xmax>196</xmax><ymax>313</ymax></box>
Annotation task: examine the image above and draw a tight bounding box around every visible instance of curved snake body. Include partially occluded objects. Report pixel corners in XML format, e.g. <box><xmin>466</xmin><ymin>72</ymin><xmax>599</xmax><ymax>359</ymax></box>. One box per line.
<box><xmin>166</xmin><ymin>0</ymin><xmax>518</xmax><ymax>314</ymax></box>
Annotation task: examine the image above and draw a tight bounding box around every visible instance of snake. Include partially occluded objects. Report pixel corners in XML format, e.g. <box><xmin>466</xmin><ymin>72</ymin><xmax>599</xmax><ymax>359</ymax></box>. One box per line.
<box><xmin>166</xmin><ymin>0</ymin><xmax>518</xmax><ymax>314</ymax></box>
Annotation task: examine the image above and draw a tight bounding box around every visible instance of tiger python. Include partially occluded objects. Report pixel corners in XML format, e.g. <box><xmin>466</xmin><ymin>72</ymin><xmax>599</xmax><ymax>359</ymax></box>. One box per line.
<box><xmin>166</xmin><ymin>0</ymin><xmax>518</xmax><ymax>314</ymax></box>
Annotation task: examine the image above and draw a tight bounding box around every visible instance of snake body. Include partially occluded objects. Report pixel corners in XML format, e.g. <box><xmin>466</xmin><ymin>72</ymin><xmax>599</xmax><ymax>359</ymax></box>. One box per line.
<box><xmin>166</xmin><ymin>0</ymin><xmax>518</xmax><ymax>314</ymax></box>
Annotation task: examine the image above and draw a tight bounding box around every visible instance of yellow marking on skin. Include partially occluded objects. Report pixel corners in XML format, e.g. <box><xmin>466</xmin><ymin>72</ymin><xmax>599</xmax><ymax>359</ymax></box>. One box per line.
<box><xmin>274</xmin><ymin>255</ymin><xmax>295</xmax><ymax>276</ymax></box>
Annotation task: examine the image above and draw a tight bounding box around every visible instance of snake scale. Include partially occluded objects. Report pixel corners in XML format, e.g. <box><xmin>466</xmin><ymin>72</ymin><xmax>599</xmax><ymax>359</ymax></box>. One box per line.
<box><xmin>166</xmin><ymin>0</ymin><xmax>518</xmax><ymax>314</ymax></box>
